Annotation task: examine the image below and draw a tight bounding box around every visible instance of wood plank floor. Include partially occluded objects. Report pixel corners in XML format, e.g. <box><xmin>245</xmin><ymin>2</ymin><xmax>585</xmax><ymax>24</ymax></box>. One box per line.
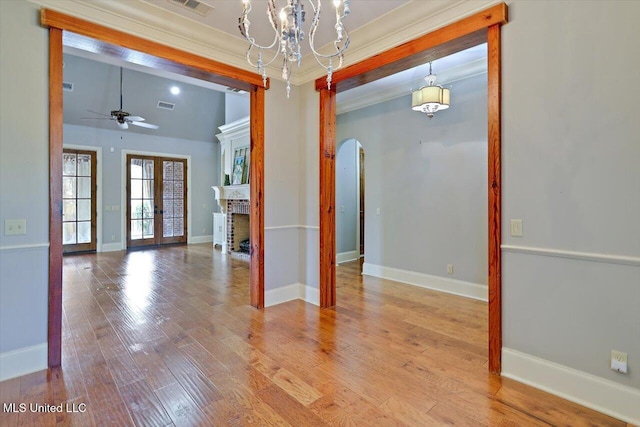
<box><xmin>0</xmin><ymin>244</ymin><xmax>629</xmax><ymax>426</ymax></box>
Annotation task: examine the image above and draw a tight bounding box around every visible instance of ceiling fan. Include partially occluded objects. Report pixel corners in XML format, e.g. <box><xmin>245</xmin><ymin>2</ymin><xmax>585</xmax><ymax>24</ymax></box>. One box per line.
<box><xmin>83</xmin><ymin>67</ymin><xmax>159</xmax><ymax>130</ymax></box>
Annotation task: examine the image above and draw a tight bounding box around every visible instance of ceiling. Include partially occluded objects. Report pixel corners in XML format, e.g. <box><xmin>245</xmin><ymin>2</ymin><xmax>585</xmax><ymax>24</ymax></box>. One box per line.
<box><xmin>57</xmin><ymin>0</ymin><xmax>489</xmax><ymax>130</ymax></box>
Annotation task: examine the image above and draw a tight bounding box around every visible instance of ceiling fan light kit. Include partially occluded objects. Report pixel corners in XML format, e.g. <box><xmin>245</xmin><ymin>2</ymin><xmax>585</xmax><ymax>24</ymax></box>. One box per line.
<box><xmin>83</xmin><ymin>67</ymin><xmax>159</xmax><ymax>130</ymax></box>
<box><xmin>239</xmin><ymin>0</ymin><xmax>351</xmax><ymax>97</ymax></box>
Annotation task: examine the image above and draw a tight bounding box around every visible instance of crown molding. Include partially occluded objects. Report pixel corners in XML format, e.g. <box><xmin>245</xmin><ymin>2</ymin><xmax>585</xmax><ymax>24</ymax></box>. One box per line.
<box><xmin>31</xmin><ymin>0</ymin><xmax>501</xmax><ymax>88</ymax></box>
<box><xmin>30</xmin><ymin>0</ymin><xmax>252</xmax><ymax>72</ymax></box>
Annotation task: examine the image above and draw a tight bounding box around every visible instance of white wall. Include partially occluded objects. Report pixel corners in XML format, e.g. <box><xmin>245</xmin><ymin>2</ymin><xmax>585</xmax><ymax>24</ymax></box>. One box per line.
<box><xmin>63</xmin><ymin>124</ymin><xmax>220</xmax><ymax>247</ymax></box>
<box><xmin>501</xmin><ymin>0</ymin><xmax>640</xmax><ymax>395</ymax></box>
<box><xmin>337</xmin><ymin>74</ymin><xmax>488</xmax><ymax>285</ymax></box>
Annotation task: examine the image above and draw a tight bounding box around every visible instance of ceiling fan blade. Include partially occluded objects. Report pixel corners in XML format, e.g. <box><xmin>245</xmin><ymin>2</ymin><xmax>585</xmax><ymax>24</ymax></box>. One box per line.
<box><xmin>81</xmin><ymin>117</ymin><xmax>114</xmax><ymax>120</ymax></box>
<box><xmin>86</xmin><ymin>109</ymin><xmax>112</xmax><ymax>117</ymax></box>
<box><xmin>130</xmin><ymin>121</ymin><xmax>159</xmax><ymax>130</ymax></box>
<box><xmin>127</xmin><ymin>116</ymin><xmax>145</xmax><ymax>122</ymax></box>
<box><xmin>117</xmin><ymin>121</ymin><xmax>128</xmax><ymax>130</ymax></box>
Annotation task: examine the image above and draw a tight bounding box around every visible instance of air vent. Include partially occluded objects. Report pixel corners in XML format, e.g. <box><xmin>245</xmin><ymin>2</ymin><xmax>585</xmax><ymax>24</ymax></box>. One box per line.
<box><xmin>157</xmin><ymin>101</ymin><xmax>175</xmax><ymax>111</ymax></box>
<box><xmin>62</xmin><ymin>82</ymin><xmax>73</xmax><ymax>92</ymax></box>
<box><xmin>169</xmin><ymin>0</ymin><xmax>213</xmax><ymax>16</ymax></box>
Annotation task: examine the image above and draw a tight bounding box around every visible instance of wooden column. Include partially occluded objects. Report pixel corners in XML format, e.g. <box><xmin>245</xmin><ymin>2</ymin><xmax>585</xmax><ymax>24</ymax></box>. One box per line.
<box><xmin>48</xmin><ymin>27</ymin><xmax>63</xmax><ymax>368</ymax></box>
<box><xmin>250</xmin><ymin>86</ymin><xmax>265</xmax><ymax>308</ymax></box>
<box><xmin>487</xmin><ymin>23</ymin><xmax>503</xmax><ymax>374</ymax></box>
<box><xmin>319</xmin><ymin>87</ymin><xmax>337</xmax><ymax>308</ymax></box>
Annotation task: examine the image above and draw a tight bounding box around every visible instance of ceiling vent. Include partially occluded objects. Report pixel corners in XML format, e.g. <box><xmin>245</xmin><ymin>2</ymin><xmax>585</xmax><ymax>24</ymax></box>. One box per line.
<box><xmin>62</xmin><ymin>82</ymin><xmax>73</xmax><ymax>92</ymax></box>
<box><xmin>157</xmin><ymin>101</ymin><xmax>175</xmax><ymax>111</ymax></box>
<box><xmin>168</xmin><ymin>0</ymin><xmax>213</xmax><ymax>16</ymax></box>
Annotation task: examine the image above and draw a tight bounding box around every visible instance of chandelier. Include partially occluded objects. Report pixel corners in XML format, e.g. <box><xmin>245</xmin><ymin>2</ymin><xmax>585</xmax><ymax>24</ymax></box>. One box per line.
<box><xmin>411</xmin><ymin>62</ymin><xmax>450</xmax><ymax>118</ymax></box>
<box><xmin>239</xmin><ymin>0</ymin><xmax>351</xmax><ymax>97</ymax></box>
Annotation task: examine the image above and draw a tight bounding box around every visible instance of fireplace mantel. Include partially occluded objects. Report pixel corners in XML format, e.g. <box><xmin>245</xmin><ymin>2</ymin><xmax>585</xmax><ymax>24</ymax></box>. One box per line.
<box><xmin>212</xmin><ymin>184</ymin><xmax>250</xmax><ymax>214</ymax></box>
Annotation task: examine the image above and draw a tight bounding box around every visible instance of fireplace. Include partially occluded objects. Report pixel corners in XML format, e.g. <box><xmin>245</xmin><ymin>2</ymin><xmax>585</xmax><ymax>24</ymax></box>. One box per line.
<box><xmin>212</xmin><ymin>185</ymin><xmax>250</xmax><ymax>258</ymax></box>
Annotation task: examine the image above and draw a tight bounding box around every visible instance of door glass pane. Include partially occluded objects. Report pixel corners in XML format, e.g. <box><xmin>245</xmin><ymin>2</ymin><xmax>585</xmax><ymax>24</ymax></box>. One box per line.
<box><xmin>173</xmin><ymin>218</ymin><xmax>184</xmax><ymax>236</ymax></box>
<box><xmin>143</xmin><ymin>219</ymin><xmax>154</xmax><ymax>238</ymax></box>
<box><xmin>63</xmin><ymin>177</ymin><xmax>76</xmax><ymax>198</ymax></box>
<box><xmin>131</xmin><ymin>200</ymin><xmax>143</xmax><ymax>219</ymax></box>
<box><xmin>163</xmin><ymin>199</ymin><xmax>173</xmax><ymax>218</ymax></box>
<box><xmin>77</xmin><ymin>200</ymin><xmax>91</xmax><ymax>221</ymax></box>
<box><xmin>143</xmin><ymin>160</ymin><xmax>154</xmax><ymax>179</ymax></box>
<box><xmin>77</xmin><ymin>154</ymin><xmax>91</xmax><ymax>176</ymax></box>
<box><xmin>77</xmin><ymin>221</ymin><xmax>91</xmax><ymax>243</ymax></box>
<box><xmin>163</xmin><ymin>219</ymin><xmax>173</xmax><ymax>237</ymax></box>
<box><xmin>173</xmin><ymin>161</ymin><xmax>184</xmax><ymax>180</ymax></box>
<box><xmin>130</xmin><ymin>158</ymin><xmax>143</xmax><ymax>179</ymax></box>
<box><xmin>63</xmin><ymin>200</ymin><xmax>76</xmax><ymax>221</ymax></box>
<box><xmin>63</xmin><ymin>222</ymin><xmax>76</xmax><ymax>244</ymax></box>
<box><xmin>163</xmin><ymin>180</ymin><xmax>173</xmax><ymax>199</ymax></box>
<box><xmin>142</xmin><ymin>200</ymin><xmax>154</xmax><ymax>219</ymax></box>
<box><xmin>77</xmin><ymin>177</ymin><xmax>91</xmax><ymax>198</ymax></box>
<box><xmin>163</xmin><ymin>161</ymin><xmax>173</xmax><ymax>180</ymax></box>
<box><xmin>63</xmin><ymin>153</ymin><xmax>76</xmax><ymax>176</ymax></box>
<box><xmin>131</xmin><ymin>220</ymin><xmax>143</xmax><ymax>239</ymax></box>
<box><xmin>174</xmin><ymin>198</ymin><xmax>183</xmax><ymax>218</ymax></box>
<box><xmin>173</xmin><ymin>181</ymin><xmax>183</xmax><ymax>199</ymax></box>
<box><xmin>143</xmin><ymin>179</ymin><xmax>154</xmax><ymax>199</ymax></box>
<box><xmin>131</xmin><ymin>179</ymin><xmax>142</xmax><ymax>199</ymax></box>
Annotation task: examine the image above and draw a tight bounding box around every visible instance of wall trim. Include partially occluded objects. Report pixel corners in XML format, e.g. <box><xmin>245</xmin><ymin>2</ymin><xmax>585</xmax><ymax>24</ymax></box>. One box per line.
<box><xmin>337</xmin><ymin>250</ymin><xmax>359</xmax><ymax>264</ymax></box>
<box><xmin>362</xmin><ymin>262</ymin><xmax>487</xmax><ymax>302</ymax></box>
<box><xmin>501</xmin><ymin>245</ymin><xmax>640</xmax><ymax>267</ymax></box>
<box><xmin>0</xmin><ymin>243</ymin><xmax>50</xmax><ymax>253</ymax></box>
<box><xmin>0</xmin><ymin>343</ymin><xmax>48</xmax><ymax>382</ymax></box>
<box><xmin>189</xmin><ymin>235</ymin><xmax>213</xmax><ymax>244</ymax></box>
<box><xmin>502</xmin><ymin>348</ymin><xmax>640</xmax><ymax>425</ymax></box>
<box><xmin>264</xmin><ymin>283</ymin><xmax>320</xmax><ymax>307</ymax></box>
<box><xmin>264</xmin><ymin>225</ymin><xmax>320</xmax><ymax>231</ymax></box>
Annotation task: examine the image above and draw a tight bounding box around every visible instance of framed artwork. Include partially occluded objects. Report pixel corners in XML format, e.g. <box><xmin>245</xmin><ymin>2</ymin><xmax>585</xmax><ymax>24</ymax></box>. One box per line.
<box><xmin>232</xmin><ymin>155</ymin><xmax>245</xmax><ymax>185</ymax></box>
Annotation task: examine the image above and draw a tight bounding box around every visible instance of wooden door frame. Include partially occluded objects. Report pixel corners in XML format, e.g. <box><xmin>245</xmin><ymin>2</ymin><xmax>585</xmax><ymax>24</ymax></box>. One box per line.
<box><xmin>42</xmin><ymin>9</ymin><xmax>267</xmax><ymax>368</ymax></box>
<box><xmin>316</xmin><ymin>4</ymin><xmax>507</xmax><ymax>374</ymax></box>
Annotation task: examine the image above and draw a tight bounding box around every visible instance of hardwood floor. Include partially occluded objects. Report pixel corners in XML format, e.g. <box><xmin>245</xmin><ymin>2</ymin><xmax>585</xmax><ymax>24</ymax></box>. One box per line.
<box><xmin>0</xmin><ymin>244</ymin><xmax>629</xmax><ymax>426</ymax></box>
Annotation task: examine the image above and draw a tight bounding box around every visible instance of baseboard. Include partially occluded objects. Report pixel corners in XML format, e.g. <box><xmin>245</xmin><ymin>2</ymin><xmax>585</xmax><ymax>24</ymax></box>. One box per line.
<box><xmin>362</xmin><ymin>262</ymin><xmax>487</xmax><ymax>301</ymax></box>
<box><xmin>100</xmin><ymin>242</ymin><xmax>123</xmax><ymax>252</ymax></box>
<box><xmin>0</xmin><ymin>343</ymin><xmax>48</xmax><ymax>382</ymax></box>
<box><xmin>502</xmin><ymin>348</ymin><xmax>640</xmax><ymax>425</ymax></box>
<box><xmin>337</xmin><ymin>250</ymin><xmax>359</xmax><ymax>264</ymax></box>
<box><xmin>190</xmin><ymin>235</ymin><xmax>213</xmax><ymax>244</ymax></box>
<box><xmin>265</xmin><ymin>283</ymin><xmax>320</xmax><ymax>307</ymax></box>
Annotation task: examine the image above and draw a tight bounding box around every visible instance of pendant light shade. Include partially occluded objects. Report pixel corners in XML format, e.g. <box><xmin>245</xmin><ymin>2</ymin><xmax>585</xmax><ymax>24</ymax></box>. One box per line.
<box><xmin>411</xmin><ymin>62</ymin><xmax>450</xmax><ymax>118</ymax></box>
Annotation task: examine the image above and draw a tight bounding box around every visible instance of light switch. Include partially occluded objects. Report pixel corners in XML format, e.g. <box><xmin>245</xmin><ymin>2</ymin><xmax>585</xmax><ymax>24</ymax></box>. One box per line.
<box><xmin>510</xmin><ymin>219</ymin><xmax>523</xmax><ymax>237</ymax></box>
<box><xmin>5</xmin><ymin>219</ymin><xmax>27</xmax><ymax>235</ymax></box>
<box><xmin>376</xmin><ymin>208</ymin><xmax>381</xmax><ymax>215</ymax></box>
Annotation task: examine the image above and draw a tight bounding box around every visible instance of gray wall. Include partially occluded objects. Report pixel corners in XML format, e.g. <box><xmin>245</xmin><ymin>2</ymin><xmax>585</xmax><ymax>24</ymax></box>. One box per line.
<box><xmin>225</xmin><ymin>93</ymin><xmax>250</xmax><ymax>124</ymax></box>
<box><xmin>337</xmin><ymin>74</ymin><xmax>488</xmax><ymax>285</ymax></box>
<box><xmin>63</xmin><ymin>124</ymin><xmax>220</xmax><ymax>245</ymax></box>
<box><xmin>336</xmin><ymin>139</ymin><xmax>358</xmax><ymax>254</ymax></box>
<box><xmin>501</xmin><ymin>0</ymin><xmax>640</xmax><ymax>389</ymax></box>
<box><xmin>0</xmin><ymin>1</ymin><xmax>49</xmax><ymax>354</ymax></box>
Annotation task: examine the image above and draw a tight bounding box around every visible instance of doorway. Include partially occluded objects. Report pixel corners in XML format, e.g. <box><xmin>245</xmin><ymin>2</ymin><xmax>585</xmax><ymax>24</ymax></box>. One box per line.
<box><xmin>44</xmin><ymin>9</ymin><xmax>267</xmax><ymax>368</ymax></box>
<box><xmin>126</xmin><ymin>154</ymin><xmax>187</xmax><ymax>248</ymax></box>
<box><xmin>359</xmin><ymin>146</ymin><xmax>365</xmax><ymax>257</ymax></box>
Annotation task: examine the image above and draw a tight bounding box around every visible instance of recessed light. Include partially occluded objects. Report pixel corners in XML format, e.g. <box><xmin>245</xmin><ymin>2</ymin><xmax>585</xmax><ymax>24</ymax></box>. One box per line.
<box><xmin>170</xmin><ymin>86</ymin><xmax>180</xmax><ymax>95</ymax></box>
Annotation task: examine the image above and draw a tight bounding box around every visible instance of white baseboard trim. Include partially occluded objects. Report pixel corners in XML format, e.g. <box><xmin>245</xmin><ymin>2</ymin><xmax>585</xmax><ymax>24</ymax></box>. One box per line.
<box><xmin>337</xmin><ymin>250</ymin><xmax>359</xmax><ymax>264</ymax></box>
<box><xmin>100</xmin><ymin>242</ymin><xmax>123</xmax><ymax>252</ymax></box>
<box><xmin>502</xmin><ymin>348</ymin><xmax>640</xmax><ymax>425</ymax></box>
<box><xmin>362</xmin><ymin>262</ymin><xmax>487</xmax><ymax>301</ymax></box>
<box><xmin>190</xmin><ymin>235</ymin><xmax>213</xmax><ymax>244</ymax></box>
<box><xmin>265</xmin><ymin>283</ymin><xmax>320</xmax><ymax>307</ymax></box>
<box><xmin>0</xmin><ymin>343</ymin><xmax>48</xmax><ymax>382</ymax></box>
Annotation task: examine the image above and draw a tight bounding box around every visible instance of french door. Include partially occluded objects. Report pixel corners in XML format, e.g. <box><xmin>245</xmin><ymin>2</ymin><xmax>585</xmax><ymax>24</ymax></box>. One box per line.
<box><xmin>126</xmin><ymin>154</ymin><xmax>187</xmax><ymax>248</ymax></box>
<box><xmin>62</xmin><ymin>149</ymin><xmax>97</xmax><ymax>253</ymax></box>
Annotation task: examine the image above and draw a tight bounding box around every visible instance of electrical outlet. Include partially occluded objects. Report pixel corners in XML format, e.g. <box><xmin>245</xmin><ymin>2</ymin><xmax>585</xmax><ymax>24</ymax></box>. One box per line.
<box><xmin>611</xmin><ymin>350</ymin><xmax>628</xmax><ymax>374</ymax></box>
<box><xmin>447</xmin><ymin>264</ymin><xmax>454</xmax><ymax>274</ymax></box>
